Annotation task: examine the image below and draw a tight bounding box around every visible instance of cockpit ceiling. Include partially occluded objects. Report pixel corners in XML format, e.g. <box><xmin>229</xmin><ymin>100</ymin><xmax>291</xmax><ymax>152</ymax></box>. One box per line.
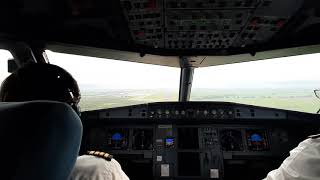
<box><xmin>0</xmin><ymin>0</ymin><xmax>320</xmax><ymax>57</ymax></box>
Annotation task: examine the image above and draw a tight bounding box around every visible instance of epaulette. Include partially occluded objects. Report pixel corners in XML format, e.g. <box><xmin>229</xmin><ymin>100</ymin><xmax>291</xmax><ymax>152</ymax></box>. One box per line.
<box><xmin>87</xmin><ymin>151</ymin><xmax>113</xmax><ymax>161</ymax></box>
<box><xmin>308</xmin><ymin>134</ymin><xmax>320</xmax><ymax>139</ymax></box>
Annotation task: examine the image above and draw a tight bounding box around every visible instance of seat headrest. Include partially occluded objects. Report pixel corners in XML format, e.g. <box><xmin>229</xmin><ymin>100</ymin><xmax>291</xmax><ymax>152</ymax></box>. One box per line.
<box><xmin>0</xmin><ymin>101</ymin><xmax>83</xmax><ymax>180</ymax></box>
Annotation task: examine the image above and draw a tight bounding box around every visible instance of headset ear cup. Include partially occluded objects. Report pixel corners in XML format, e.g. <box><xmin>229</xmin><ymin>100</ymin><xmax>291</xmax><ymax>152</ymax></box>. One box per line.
<box><xmin>66</xmin><ymin>88</ymin><xmax>81</xmax><ymax>116</ymax></box>
<box><xmin>72</xmin><ymin>104</ymin><xmax>81</xmax><ymax>117</ymax></box>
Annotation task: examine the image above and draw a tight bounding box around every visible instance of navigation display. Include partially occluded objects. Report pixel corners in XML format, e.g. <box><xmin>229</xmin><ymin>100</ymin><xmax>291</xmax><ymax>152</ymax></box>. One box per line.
<box><xmin>106</xmin><ymin>128</ymin><xmax>129</xmax><ymax>150</ymax></box>
<box><xmin>133</xmin><ymin>129</ymin><xmax>153</xmax><ymax>150</ymax></box>
<box><xmin>112</xmin><ymin>133</ymin><xmax>123</xmax><ymax>141</ymax></box>
<box><xmin>220</xmin><ymin>129</ymin><xmax>244</xmax><ymax>151</ymax></box>
<box><xmin>246</xmin><ymin>129</ymin><xmax>269</xmax><ymax>151</ymax></box>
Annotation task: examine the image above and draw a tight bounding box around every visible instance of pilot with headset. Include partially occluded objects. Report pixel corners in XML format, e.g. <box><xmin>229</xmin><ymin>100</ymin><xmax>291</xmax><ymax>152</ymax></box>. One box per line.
<box><xmin>263</xmin><ymin>135</ymin><xmax>320</xmax><ymax>180</ymax></box>
<box><xmin>0</xmin><ymin>63</ymin><xmax>129</xmax><ymax>180</ymax></box>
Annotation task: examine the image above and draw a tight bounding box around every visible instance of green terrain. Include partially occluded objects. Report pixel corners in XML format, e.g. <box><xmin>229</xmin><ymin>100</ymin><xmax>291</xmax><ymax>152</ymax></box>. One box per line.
<box><xmin>79</xmin><ymin>88</ymin><xmax>319</xmax><ymax>114</ymax></box>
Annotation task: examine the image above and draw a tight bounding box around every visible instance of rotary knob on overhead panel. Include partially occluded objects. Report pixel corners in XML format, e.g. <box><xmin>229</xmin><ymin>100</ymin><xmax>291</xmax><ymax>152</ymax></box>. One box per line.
<box><xmin>218</xmin><ymin>109</ymin><xmax>224</xmax><ymax>115</ymax></box>
<box><xmin>165</xmin><ymin>110</ymin><xmax>170</xmax><ymax>115</ymax></box>
<box><xmin>203</xmin><ymin>110</ymin><xmax>208</xmax><ymax>115</ymax></box>
<box><xmin>211</xmin><ymin>110</ymin><xmax>217</xmax><ymax>115</ymax></box>
<box><xmin>181</xmin><ymin>110</ymin><xmax>186</xmax><ymax>115</ymax></box>
<box><xmin>175</xmin><ymin>110</ymin><xmax>179</xmax><ymax>115</ymax></box>
<box><xmin>228</xmin><ymin>110</ymin><xmax>233</xmax><ymax>115</ymax></box>
<box><xmin>149</xmin><ymin>111</ymin><xmax>154</xmax><ymax>118</ymax></box>
<box><xmin>157</xmin><ymin>109</ymin><xmax>162</xmax><ymax>115</ymax></box>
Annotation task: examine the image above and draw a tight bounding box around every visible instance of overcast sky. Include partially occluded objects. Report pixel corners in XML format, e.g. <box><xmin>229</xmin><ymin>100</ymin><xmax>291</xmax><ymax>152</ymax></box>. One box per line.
<box><xmin>193</xmin><ymin>53</ymin><xmax>320</xmax><ymax>89</ymax></box>
<box><xmin>1</xmin><ymin>49</ymin><xmax>320</xmax><ymax>90</ymax></box>
<box><xmin>0</xmin><ymin>50</ymin><xmax>12</xmax><ymax>83</ymax></box>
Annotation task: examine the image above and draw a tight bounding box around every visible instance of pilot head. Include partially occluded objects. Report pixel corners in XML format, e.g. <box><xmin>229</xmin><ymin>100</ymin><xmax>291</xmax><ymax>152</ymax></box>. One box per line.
<box><xmin>0</xmin><ymin>63</ymin><xmax>81</xmax><ymax>116</ymax></box>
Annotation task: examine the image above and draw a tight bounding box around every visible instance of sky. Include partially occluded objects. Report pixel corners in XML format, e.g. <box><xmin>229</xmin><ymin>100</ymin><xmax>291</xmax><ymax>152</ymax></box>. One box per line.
<box><xmin>1</xmin><ymin>49</ymin><xmax>320</xmax><ymax>90</ymax></box>
<box><xmin>46</xmin><ymin>50</ymin><xmax>320</xmax><ymax>90</ymax></box>
<box><xmin>0</xmin><ymin>50</ymin><xmax>12</xmax><ymax>83</ymax></box>
<box><xmin>193</xmin><ymin>53</ymin><xmax>320</xmax><ymax>89</ymax></box>
<box><xmin>45</xmin><ymin>50</ymin><xmax>181</xmax><ymax>90</ymax></box>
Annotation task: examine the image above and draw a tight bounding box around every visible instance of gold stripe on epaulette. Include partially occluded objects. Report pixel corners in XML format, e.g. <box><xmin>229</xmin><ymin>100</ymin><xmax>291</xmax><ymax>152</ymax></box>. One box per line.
<box><xmin>308</xmin><ymin>134</ymin><xmax>320</xmax><ymax>139</ymax></box>
<box><xmin>87</xmin><ymin>151</ymin><xmax>113</xmax><ymax>161</ymax></box>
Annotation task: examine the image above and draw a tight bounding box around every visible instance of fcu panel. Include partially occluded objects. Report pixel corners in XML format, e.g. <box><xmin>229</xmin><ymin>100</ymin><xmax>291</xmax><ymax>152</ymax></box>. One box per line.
<box><xmin>98</xmin><ymin>104</ymin><xmax>148</xmax><ymax>119</ymax></box>
<box><xmin>93</xmin><ymin>102</ymin><xmax>287</xmax><ymax>120</ymax></box>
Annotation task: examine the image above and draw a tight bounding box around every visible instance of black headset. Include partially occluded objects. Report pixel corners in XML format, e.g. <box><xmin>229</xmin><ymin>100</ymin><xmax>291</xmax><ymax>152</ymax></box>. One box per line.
<box><xmin>66</xmin><ymin>88</ymin><xmax>81</xmax><ymax>116</ymax></box>
<box><xmin>0</xmin><ymin>63</ymin><xmax>82</xmax><ymax>117</ymax></box>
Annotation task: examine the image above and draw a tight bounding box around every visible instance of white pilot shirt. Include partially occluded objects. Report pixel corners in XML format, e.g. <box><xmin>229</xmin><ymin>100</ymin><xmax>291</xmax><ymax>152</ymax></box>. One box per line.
<box><xmin>70</xmin><ymin>155</ymin><xmax>130</xmax><ymax>180</ymax></box>
<box><xmin>263</xmin><ymin>137</ymin><xmax>320</xmax><ymax>180</ymax></box>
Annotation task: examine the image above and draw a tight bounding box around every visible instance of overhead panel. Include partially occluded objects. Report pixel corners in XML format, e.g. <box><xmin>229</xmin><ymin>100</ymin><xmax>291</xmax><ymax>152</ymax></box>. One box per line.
<box><xmin>121</xmin><ymin>0</ymin><xmax>164</xmax><ymax>48</ymax></box>
<box><xmin>164</xmin><ymin>0</ymin><xmax>261</xmax><ymax>9</ymax></box>
<box><xmin>165</xmin><ymin>10</ymin><xmax>249</xmax><ymax>49</ymax></box>
<box><xmin>232</xmin><ymin>0</ymin><xmax>295</xmax><ymax>48</ymax></box>
<box><xmin>233</xmin><ymin>16</ymin><xmax>288</xmax><ymax>47</ymax></box>
<box><xmin>120</xmin><ymin>0</ymin><xmax>302</xmax><ymax>50</ymax></box>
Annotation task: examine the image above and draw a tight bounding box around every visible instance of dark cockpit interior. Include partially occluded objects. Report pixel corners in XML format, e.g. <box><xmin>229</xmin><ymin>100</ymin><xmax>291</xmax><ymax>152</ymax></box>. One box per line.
<box><xmin>1</xmin><ymin>0</ymin><xmax>320</xmax><ymax>56</ymax></box>
<box><xmin>1</xmin><ymin>0</ymin><xmax>320</xmax><ymax>180</ymax></box>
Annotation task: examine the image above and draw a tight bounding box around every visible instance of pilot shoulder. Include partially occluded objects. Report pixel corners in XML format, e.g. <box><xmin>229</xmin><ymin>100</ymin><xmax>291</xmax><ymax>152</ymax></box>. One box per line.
<box><xmin>87</xmin><ymin>151</ymin><xmax>113</xmax><ymax>161</ymax></box>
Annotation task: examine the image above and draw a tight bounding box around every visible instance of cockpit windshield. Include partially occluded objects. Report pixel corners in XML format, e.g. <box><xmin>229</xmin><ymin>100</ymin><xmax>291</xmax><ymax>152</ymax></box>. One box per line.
<box><xmin>46</xmin><ymin>50</ymin><xmax>180</xmax><ymax>111</ymax></box>
<box><xmin>0</xmin><ymin>49</ymin><xmax>13</xmax><ymax>83</ymax></box>
<box><xmin>45</xmin><ymin>51</ymin><xmax>320</xmax><ymax>113</ymax></box>
<box><xmin>191</xmin><ymin>53</ymin><xmax>320</xmax><ymax>113</ymax></box>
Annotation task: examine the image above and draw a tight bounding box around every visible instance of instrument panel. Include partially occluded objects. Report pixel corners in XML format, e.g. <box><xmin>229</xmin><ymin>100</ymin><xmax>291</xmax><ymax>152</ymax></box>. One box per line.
<box><xmin>82</xmin><ymin>102</ymin><xmax>320</xmax><ymax>180</ymax></box>
<box><xmin>246</xmin><ymin>129</ymin><xmax>269</xmax><ymax>151</ymax></box>
<box><xmin>86</xmin><ymin>126</ymin><xmax>271</xmax><ymax>153</ymax></box>
<box><xmin>220</xmin><ymin>129</ymin><xmax>243</xmax><ymax>151</ymax></box>
<box><xmin>86</xmin><ymin>127</ymin><xmax>153</xmax><ymax>151</ymax></box>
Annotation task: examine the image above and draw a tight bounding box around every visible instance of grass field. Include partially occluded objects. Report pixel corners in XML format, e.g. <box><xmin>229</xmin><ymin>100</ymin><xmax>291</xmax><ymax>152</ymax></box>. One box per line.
<box><xmin>79</xmin><ymin>87</ymin><xmax>319</xmax><ymax>114</ymax></box>
<box><xmin>191</xmin><ymin>88</ymin><xmax>318</xmax><ymax>113</ymax></box>
<box><xmin>79</xmin><ymin>89</ymin><xmax>178</xmax><ymax>111</ymax></box>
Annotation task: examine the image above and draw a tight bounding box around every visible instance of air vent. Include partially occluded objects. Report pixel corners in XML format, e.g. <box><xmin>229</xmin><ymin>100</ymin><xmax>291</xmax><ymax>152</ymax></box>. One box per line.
<box><xmin>236</xmin><ymin>109</ymin><xmax>241</xmax><ymax>117</ymax></box>
<box><xmin>250</xmin><ymin>109</ymin><xmax>255</xmax><ymax>117</ymax></box>
<box><xmin>128</xmin><ymin>109</ymin><xmax>132</xmax><ymax>116</ymax></box>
